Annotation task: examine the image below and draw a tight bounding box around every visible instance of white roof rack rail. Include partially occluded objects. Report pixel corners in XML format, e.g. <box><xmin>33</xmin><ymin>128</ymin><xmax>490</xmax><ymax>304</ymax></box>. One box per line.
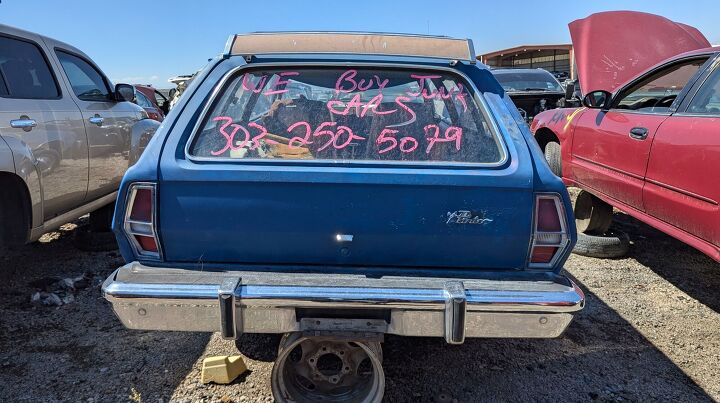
<box><xmin>224</xmin><ymin>32</ymin><xmax>475</xmax><ymax>63</ymax></box>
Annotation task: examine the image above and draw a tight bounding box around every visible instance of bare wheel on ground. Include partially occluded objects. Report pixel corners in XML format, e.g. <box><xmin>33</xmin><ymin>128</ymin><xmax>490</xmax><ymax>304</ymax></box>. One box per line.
<box><xmin>573</xmin><ymin>230</ymin><xmax>630</xmax><ymax>259</ymax></box>
<box><xmin>574</xmin><ymin>190</ymin><xmax>613</xmax><ymax>234</ymax></box>
<box><xmin>271</xmin><ymin>333</ymin><xmax>384</xmax><ymax>403</ymax></box>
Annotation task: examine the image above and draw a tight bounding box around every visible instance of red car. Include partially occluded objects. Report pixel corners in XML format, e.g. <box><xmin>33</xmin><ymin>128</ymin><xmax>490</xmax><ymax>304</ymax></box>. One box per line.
<box><xmin>532</xmin><ymin>11</ymin><xmax>720</xmax><ymax>262</ymax></box>
<box><xmin>133</xmin><ymin>84</ymin><xmax>169</xmax><ymax>122</ymax></box>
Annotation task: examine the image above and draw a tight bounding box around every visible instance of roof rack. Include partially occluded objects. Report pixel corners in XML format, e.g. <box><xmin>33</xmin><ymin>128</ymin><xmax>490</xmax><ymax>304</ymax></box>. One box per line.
<box><xmin>224</xmin><ymin>32</ymin><xmax>476</xmax><ymax>63</ymax></box>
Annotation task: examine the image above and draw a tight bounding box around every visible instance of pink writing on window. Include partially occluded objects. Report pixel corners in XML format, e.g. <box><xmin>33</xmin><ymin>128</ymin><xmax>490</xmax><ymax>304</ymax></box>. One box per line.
<box><xmin>335</xmin><ymin>69</ymin><xmax>389</xmax><ymax>94</ymax></box>
<box><xmin>263</xmin><ymin>71</ymin><xmax>300</xmax><ymax>96</ymax></box>
<box><xmin>425</xmin><ymin>125</ymin><xmax>463</xmax><ymax>153</ymax></box>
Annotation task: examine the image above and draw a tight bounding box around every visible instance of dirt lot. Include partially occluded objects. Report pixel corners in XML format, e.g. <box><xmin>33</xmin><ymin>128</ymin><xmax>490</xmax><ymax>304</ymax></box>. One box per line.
<box><xmin>1</xmin><ymin>212</ymin><xmax>718</xmax><ymax>403</ymax></box>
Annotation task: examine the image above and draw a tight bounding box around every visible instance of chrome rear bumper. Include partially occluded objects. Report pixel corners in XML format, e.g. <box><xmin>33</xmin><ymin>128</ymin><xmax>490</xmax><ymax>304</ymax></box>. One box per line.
<box><xmin>102</xmin><ymin>262</ymin><xmax>584</xmax><ymax>344</ymax></box>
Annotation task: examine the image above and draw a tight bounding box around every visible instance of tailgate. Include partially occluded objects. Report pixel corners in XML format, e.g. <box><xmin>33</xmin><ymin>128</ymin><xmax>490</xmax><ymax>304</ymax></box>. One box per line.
<box><xmin>158</xmin><ymin>164</ymin><xmax>534</xmax><ymax>269</ymax></box>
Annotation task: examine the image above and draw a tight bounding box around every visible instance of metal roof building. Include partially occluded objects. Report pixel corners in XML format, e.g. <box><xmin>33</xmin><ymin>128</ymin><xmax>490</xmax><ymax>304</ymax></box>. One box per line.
<box><xmin>478</xmin><ymin>44</ymin><xmax>575</xmax><ymax>80</ymax></box>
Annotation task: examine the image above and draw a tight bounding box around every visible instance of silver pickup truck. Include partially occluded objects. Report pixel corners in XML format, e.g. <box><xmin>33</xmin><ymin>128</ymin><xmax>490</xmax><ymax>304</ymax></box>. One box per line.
<box><xmin>0</xmin><ymin>24</ymin><xmax>159</xmax><ymax>247</ymax></box>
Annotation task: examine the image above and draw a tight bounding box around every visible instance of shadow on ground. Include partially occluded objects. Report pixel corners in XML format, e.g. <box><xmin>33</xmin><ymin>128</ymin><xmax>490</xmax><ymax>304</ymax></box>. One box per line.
<box><xmin>613</xmin><ymin>212</ymin><xmax>720</xmax><ymax>314</ymax></box>
<box><xmin>381</xmin><ymin>282</ymin><xmax>712</xmax><ymax>402</ymax></box>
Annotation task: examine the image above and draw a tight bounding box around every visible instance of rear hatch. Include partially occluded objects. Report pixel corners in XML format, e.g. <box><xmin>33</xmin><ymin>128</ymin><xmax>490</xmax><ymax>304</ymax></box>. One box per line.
<box><xmin>158</xmin><ymin>66</ymin><xmax>535</xmax><ymax>269</ymax></box>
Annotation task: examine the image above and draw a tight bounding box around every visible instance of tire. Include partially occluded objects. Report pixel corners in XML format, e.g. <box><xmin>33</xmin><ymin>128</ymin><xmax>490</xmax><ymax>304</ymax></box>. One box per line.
<box><xmin>574</xmin><ymin>190</ymin><xmax>613</xmax><ymax>234</ymax></box>
<box><xmin>235</xmin><ymin>333</ymin><xmax>282</xmax><ymax>362</ymax></box>
<box><xmin>73</xmin><ymin>226</ymin><xmax>118</xmax><ymax>252</ymax></box>
<box><xmin>0</xmin><ymin>179</ymin><xmax>30</xmax><ymax>248</ymax></box>
<box><xmin>544</xmin><ymin>141</ymin><xmax>562</xmax><ymax>177</ymax></box>
<box><xmin>88</xmin><ymin>202</ymin><xmax>115</xmax><ymax>232</ymax></box>
<box><xmin>573</xmin><ymin>230</ymin><xmax>630</xmax><ymax>259</ymax></box>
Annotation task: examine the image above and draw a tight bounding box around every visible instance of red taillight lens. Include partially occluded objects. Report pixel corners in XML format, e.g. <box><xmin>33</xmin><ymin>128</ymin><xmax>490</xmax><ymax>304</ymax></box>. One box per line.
<box><xmin>124</xmin><ymin>183</ymin><xmax>161</xmax><ymax>260</ymax></box>
<box><xmin>129</xmin><ymin>188</ymin><xmax>152</xmax><ymax>222</ymax></box>
<box><xmin>529</xmin><ymin>194</ymin><xmax>568</xmax><ymax>267</ymax></box>
<box><xmin>530</xmin><ymin>246</ymin><xmax>558</xmax><ymax>263</ymax></box>
<box><xmin>537</xmin><ymin>198</ymin><xmax>562</xmax><ymax>232</ymax></box>
<box><xmin>135</xmin><ymin>235</ymin><xmax>158</xmax><ymax>252</ymax></box>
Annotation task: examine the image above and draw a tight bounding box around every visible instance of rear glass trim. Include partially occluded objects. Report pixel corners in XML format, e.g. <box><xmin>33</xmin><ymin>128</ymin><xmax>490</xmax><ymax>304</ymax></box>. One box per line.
<box><xmin>184</xmin><ymin>62</ymin><xmax>508</xmax><ymax>168</ymax></box>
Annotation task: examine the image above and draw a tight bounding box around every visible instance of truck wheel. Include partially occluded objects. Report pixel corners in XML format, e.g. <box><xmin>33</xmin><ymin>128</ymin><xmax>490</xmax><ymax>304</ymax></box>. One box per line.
<box><xmin>272</xmin><ymin>332</ymin><xmax>384</xmax><ymax>403</ymax></box>
<box><xmin>574</xmin><ymin>190</ymin><xmax>613</xmax><ymax>234</ymax></box>
<box><xmin>573</xmin><ymin>230</ymin><xmax>630</xmax><ymax>259</ymax></box>
<box><xmin>234</xmin><ymin>333</ymin><xmax>282</xmax><ymax>362</ymax></box>
<box><xmin>0</xmin><ymin>181</ymin><xmax>30</xmax><ymax>248</ymax></box>
<box><xmin>544</xmin><ymin>141</ymin><xmax>562</xmax><ymax>177</ymax></box>
<box><xmin>89</xmin><ymin>202</ymin><xmax>115</xmax><ymax>232</ymax></box>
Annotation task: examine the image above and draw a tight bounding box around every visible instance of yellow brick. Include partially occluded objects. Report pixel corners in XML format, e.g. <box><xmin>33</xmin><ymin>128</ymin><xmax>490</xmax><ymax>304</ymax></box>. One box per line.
<box><xmin>201</xmin><ymin>355</ymin><xmax>248</xmax><ymax>384</ymax></box>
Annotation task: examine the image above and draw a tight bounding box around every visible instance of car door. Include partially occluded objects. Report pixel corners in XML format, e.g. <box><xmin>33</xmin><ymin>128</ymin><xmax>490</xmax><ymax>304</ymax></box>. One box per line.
<box><xmin>571</xmin><ymin>57</ymin><xmax>709</xmax><ymax>208</ymax></box>
<box><xmin>643</xmin><ymin>56</ymin><xmax>720</xmax><ymax>247</ymax></box>
<box><xmin>53</xmin><ymin>49</ymin><xmax>140</xmax><ymax>201</ymax></box>
<box><xmin>0</xmin><ymin>33</ymin><xmax>88</xmax><ymax>220</ymax></box>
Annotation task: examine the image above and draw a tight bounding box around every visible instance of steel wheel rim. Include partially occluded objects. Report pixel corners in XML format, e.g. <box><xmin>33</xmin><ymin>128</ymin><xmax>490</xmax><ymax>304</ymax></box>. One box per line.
<box><xmin>271</xmin><ymin>333</ymin><xmax>384</xmax><ymax>403</ymax></box>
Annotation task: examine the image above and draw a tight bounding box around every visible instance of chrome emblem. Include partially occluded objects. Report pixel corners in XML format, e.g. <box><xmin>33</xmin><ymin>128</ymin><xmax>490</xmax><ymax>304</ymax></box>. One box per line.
<box><xmin>335</xmin><ymin>234</ymin><xmax>354</xmax><ymax>242</ymax></box>
<box><xmin>446</xmin><ymin>211</ymin><xmax>493</xmax><ymax>225</ymax></box>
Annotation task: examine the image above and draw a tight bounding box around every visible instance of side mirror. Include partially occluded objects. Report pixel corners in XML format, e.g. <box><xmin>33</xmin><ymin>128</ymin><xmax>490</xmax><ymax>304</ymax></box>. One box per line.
<box><xmin>115</xmin><ymin>83</ymin><xmax>135</xmax><ymax>102</ymax></box>
<box><xmin>583</xmin><ymin>90</ymin><xmax>612</xmax><ymax>109</ymax></box>
<box><xmin>564</xmin><ymin>82</ymin><xmax>576</xmax><ymax>100</ymax></box>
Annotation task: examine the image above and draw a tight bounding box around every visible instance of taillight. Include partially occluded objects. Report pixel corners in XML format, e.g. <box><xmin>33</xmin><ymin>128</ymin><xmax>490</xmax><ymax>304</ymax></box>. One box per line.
<box><xmin>529</xmin><ymin>194</ymin><xmax>569</xmax><ymax>268</ymax></box>
<box><xmin>124</xmin><ymin>183</ymin><xmax>161</xmax><ymax>260</ymax></box>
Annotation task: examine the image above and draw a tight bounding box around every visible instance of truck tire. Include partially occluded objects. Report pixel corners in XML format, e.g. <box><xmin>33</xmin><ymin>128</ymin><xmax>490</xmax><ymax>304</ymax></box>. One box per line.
<box><xmin>573</xmin><ymin>230</ymin><xmax>630</xmax><ymax>259</ymax></box>
<box><xmin>0</xmin><ymin>179</ymin><xmax>30</xmax><ymax>248</ymax></box>
<box><xmin>574</xmin><ymin>190</ymin><xmax>613</xmax><ymax>234</ymax></box>
<box><xmin>544</xmin><ymin>141</ymin><xmax>562</xmax><ymax>177</ymax></box>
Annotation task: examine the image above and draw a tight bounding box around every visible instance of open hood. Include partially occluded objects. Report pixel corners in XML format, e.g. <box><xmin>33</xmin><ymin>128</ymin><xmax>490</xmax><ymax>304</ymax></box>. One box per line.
<box><xmin>569</xmin><ymin>11</ymin><xmax>710</xmax><ymax>94</ymax></box>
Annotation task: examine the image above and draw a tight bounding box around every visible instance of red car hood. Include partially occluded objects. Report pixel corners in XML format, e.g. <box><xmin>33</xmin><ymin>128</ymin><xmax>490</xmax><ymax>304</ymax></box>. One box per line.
<box><xmin>570</xmin><ymin>11</ymin><xmax>710</xmax><ymax>94</ymax></box>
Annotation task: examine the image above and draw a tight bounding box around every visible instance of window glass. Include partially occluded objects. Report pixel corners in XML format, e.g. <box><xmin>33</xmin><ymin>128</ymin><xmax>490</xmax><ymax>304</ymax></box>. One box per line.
<box><xmin>686</xmin><ymin>67</ymin><xmax>720</xmax><ymax>115</ymax></box>
<box><xmin>0</xmin><ymin>36</ymin><xmax>59</xmax><ymax>99</ymax></box>
<box><xmin>135</xmin><ymin>90</ymin><xmax>152</xmax><ymax>107</ymax></box>
<box><xmin>153</xmin><ymin>90</ymin><xmax>167</xmax><ymax>105</ymax></box>
<box><xmin>190</xmin><ymin>67</ymin><xmax>503</xmax><ymax>164</ymax></box>
<box><xmin>614</xmin><ymin>59</ymin><xmax>706</xmax><ymax>113</ymax></box>
<box><xmin>493</xmin><ymin>70</ymin><xmax>563</xmax><ymax>92</ymax></box>
<box><xmin>56</xmin><ymin>51</ymin><xmax>110</xmax><ymax>102</ymax></box>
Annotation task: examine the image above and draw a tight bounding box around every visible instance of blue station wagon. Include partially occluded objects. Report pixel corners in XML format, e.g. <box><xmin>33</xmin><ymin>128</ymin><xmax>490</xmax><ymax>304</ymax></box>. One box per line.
<box><xmin>102</xmin><ymin>32</ymin><xmax>584</xmax><ymax>402</ymax></box>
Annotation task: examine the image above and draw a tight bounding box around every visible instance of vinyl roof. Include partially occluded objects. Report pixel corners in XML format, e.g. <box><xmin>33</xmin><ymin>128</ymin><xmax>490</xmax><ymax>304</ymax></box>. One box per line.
<box><xmin>226</xmin><ymin>32</ymin><xmax>476</xmax><ymax>63</ymax></box>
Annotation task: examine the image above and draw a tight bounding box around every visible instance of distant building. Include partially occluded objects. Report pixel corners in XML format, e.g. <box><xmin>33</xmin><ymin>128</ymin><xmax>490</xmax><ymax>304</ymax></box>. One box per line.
<box><xmin>478</xmin><ymin>44</ymin><xmax>575</xmax><ymax>81</ymax></box>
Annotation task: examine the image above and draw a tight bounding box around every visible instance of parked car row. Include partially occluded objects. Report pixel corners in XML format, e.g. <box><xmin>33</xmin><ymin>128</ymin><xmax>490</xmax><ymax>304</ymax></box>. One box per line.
<box><xmin>2</xmin><ymin>10</ymin><xmax>717</xmax><ymax>403</ymax></box>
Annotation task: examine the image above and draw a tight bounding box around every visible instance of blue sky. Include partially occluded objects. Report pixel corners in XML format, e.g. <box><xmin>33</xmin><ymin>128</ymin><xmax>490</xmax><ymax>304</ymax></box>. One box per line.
<box><xmin>1</xmin><ymin>0</ymin><xmax>718</xmax><ymax>88</ymax></box>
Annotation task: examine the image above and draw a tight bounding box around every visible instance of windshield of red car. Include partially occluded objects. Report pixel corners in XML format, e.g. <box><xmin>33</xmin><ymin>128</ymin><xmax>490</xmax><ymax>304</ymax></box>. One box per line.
<box><xmin>188</xmin><ymin>67</ymin><xmax>504</xmax><ymax>164</ymax></box>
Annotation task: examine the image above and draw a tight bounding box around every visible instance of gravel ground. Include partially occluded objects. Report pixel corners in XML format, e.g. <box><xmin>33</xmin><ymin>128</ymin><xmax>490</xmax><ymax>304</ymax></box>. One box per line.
<box><xmin>0</xmin><ymin>212</ymin><xmax>718</xmax><ymax>402</ymax></box>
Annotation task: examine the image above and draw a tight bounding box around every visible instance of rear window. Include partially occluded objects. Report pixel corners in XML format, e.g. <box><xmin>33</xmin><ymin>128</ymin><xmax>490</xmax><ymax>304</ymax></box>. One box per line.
<box><xmin>189</xmin><ymin>67</ymin><xmax>504</xmax><ymax>164</ymax></box>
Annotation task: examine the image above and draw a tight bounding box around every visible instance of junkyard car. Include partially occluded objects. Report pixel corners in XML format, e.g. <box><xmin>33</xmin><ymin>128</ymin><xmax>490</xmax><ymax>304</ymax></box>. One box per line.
<box><xmin>102</xmin><ymin>32</ymin><xmax>584</xmax><ymax>401</ymax></box>
<box><xmin>0</xmin><ymin>24</ymin><xmax>159</xmax><ymax>248</ymax></box>
<box><xmin>532</xmin><ymin>11</ymin><xmax>720</xmax><ymax>262</ymax></box>
<box><xmin>492</xmin><ymin>68</ymin><xmax>568</xmax><ymax>121</ymax></box>
<box><xmin>133</xmin><ymin>84</ymin><xmax>169</xmax><ymax>122</ymax></box>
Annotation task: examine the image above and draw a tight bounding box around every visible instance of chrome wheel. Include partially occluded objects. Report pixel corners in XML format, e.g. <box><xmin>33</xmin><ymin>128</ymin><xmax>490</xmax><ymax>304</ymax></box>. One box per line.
<box><xmin>271</xmin><ymin>333</ymin><xmax>384</xmax><ymax>403</ymax></box>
